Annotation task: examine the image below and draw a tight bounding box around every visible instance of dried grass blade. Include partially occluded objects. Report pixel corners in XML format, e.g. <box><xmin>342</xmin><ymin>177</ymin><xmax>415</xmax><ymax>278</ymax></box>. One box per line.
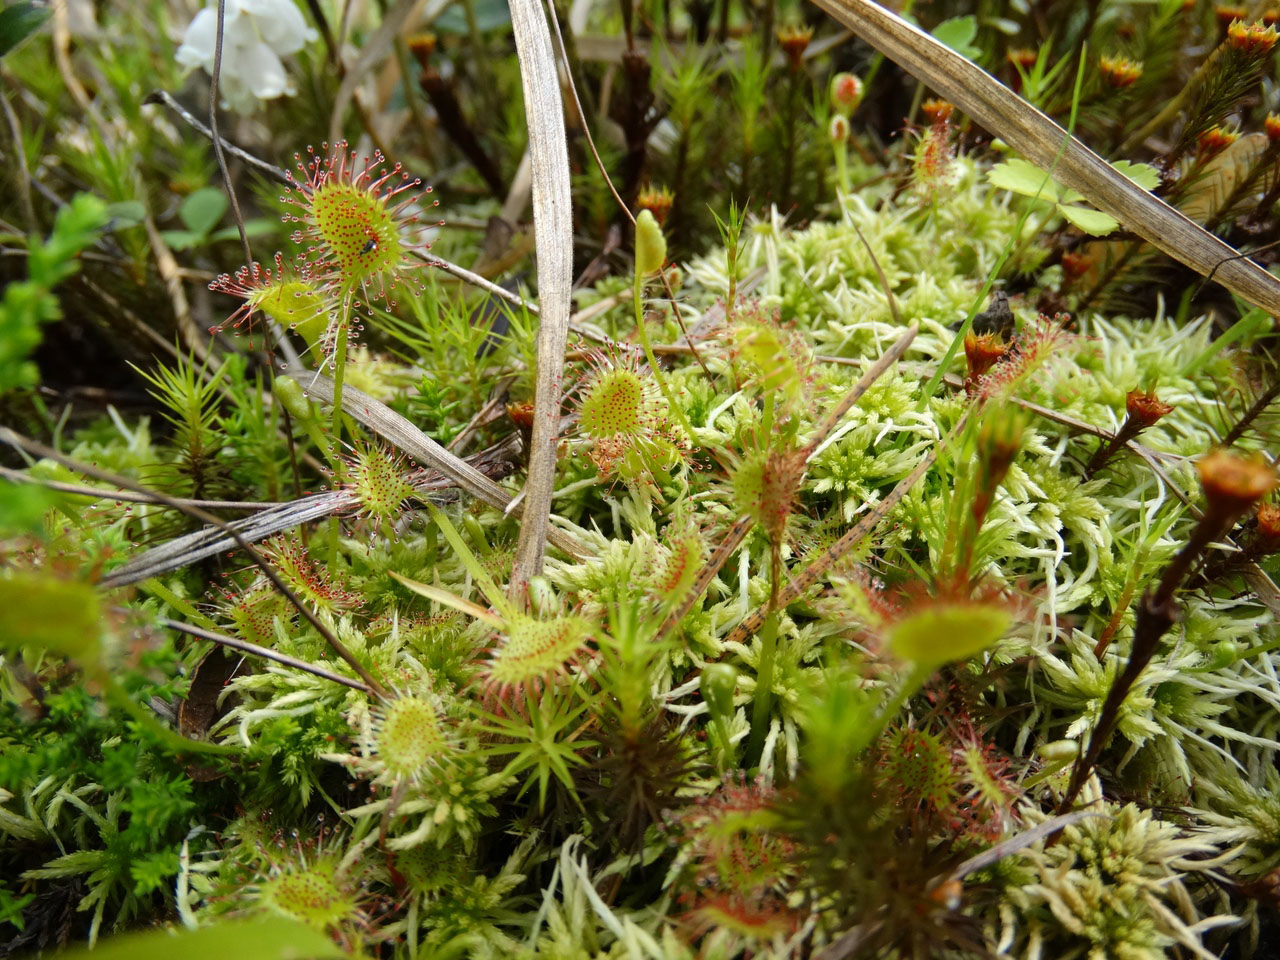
<box><xmin>808</xmin><ymin>0</ymin><xmax>1280</xmax><ymax>317</ymax></box>
<box><xmin>507</xmin><ymin>0</ymin><xmax>575</xmax><ymax>596</ymax></box>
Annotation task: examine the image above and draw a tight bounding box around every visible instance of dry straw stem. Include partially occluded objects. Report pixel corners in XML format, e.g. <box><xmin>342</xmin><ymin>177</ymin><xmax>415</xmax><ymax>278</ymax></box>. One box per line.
<box><xmin>507</xmin><ymin>0</ymin><xmax>575</xmax><ymax>597</ymax></box>
<box><xmin>289</xmin><ymin>367</ymin><xmax>589</xmax><ymax>560</ymax></box>
<box><xmin>808</xmin><ymin>0</ymin><xmax>1280</xmax><ymax>317</ymax></box>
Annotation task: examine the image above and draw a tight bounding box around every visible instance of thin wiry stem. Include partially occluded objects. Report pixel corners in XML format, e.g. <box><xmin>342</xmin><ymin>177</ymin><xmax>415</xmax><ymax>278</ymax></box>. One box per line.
<box><xmin>145</xmin><ymin>614</ymin><xmax>373</xmax><ymax>694</ymax></box>
<box><xmin>208</xmin><ymin>0</ymin><xmax>252</xmax><ymax>269</ymax></box>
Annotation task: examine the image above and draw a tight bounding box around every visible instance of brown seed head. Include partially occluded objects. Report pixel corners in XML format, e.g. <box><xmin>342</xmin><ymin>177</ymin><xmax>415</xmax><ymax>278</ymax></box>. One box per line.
<box><xmin>776</xmin><ymin>24</ymin><xmax>813</xmax><ymax>71</ymax></box>
<box><xmin>1266</xmin><ymin>112</ymin><xmax>1280</xmax><ymax>142</ymax></box>
<box><xmin>1217</xmin><ymin>6</ymin><xmax>1250</xmax><ymax>34</ymax></box>
<box><xmin>1006</xmin><ymin>48</ymin><xmax>1038</xmax><ymax>70</ymax></box>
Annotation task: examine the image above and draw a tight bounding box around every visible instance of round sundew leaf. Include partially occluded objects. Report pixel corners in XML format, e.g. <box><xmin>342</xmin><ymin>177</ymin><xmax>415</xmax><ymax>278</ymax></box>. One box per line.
<box><xmin>487</xmin><ymin>615</ymin><xmax>592</xmax><ymax>689</ymax></box>
<box><xmin>260</xmin><ymin>861</ymin><xmax>356</xmax><ymax>930</ymax></box>
<box><xmin>376</xmin><ymin>695</ymin><xmax>447</xmax><ymax>780</ymax></box>
<box><xmin>885</xmin><ymin>602</ymin><xmax>1011</xmax><ymax>669</ymax></box>
<box><xmin>310</xmin><ymin>180</ymin><xmax>404</xmax><ymax>288</ymax></box>
<box><xmin>579</xmin><ymin>367</ymin><xmax>646</xmax><ymax>438</ymax></box>
<box><xmin>350</xmin><ymin>446</ymin><xmax>417</xmax><ymax>522</ymax></box>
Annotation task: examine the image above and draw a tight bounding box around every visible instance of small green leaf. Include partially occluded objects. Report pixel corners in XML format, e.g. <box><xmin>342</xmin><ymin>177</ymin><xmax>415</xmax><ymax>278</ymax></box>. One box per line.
<box><xmin>159</xmin><ymin>230</ymin><xmax>204</xmax><ymax>251</ymax></box>
<box><xmin>0</xmin><ymin>573</ymin><xmax>101</xmax><ymax>662</ymax></box>
<box><xmin>1058</xmin><ymin>203</ymin><xmax>1119</xmax><ymax>236</ymax></box>
<box><xmin>0</xmin><ymin>2</ymin><xmax>51</xmax><ymax>59</ymax></box>
<box><xmin>178</xmin><ymin>188</ymin><xmax>228</xmax><ymax>236</ymax></box>
<box><xmin>209</xmin><ymin>219</ymin><xmax>275</xmax><ymax>242</ymax></box>
<box><xmin>931</xmin><ymin>16</ymin><xmax>980</xmax><ymax>61</ymax></box>
<box><xmin>105</xmin><ymin>201</ymin><xmax>147</xmax><ymax>230</ymax></box>
<box><xmin>987</xmin><ymin>158</ymin><xmax>1061</xmax><ymax>202</ymax></box>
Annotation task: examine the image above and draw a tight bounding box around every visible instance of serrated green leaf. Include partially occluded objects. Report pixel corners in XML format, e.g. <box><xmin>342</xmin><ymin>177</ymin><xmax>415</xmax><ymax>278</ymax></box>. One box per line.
<box><xmin>1110</xmin><ymin>159</ymin><xmax>1160</xmax><ymax>192</ymax></box>
<box><xmin>1058</xmin><ymin>203</ymin><xmax>1119</xmax><ymax>236</ymax></box>
<box><xmin>987</xmin><ymin>158</ymin><xmax>1061</xmax><ymax>202</ymax></box>
<box><xmin>178</xmin><ymin>188</ymin><xmax>228</xmax><ymax>236</ymax></box>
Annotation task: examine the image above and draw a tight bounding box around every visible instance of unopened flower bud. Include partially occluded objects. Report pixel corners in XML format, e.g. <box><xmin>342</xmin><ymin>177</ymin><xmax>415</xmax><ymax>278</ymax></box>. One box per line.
<box><xmin>700</xmin><ymin>663</ymin><xmax>738</xmax><ymax>720</ymax></box>
<box><xmin>828</xmin><ymin>113</ymin><xmax>850</xmax><ymax>145</ymax></box>
<box><xmin>829</xmin><ymin>72</ymin><xmax>863</xmax><ymax>115</ymax></box>
<box><xmin>1197</xmin><ymin>449</ymin><xmax>1277</xmax><ymax>520</ymax></box>
<box><xmin>634</xmin><ymin>209</ymin><xmax>667</xmax><ymax>277</ymax></box>
<box><xmin>272</xmin><ymin>375</ymin><xmax>313</xmax><ymax>421</ymax></box>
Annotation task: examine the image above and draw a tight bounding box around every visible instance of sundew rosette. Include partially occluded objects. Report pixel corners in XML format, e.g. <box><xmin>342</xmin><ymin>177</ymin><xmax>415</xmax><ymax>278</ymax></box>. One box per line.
<box><xmin>284</xmin><ymin>141</ymin><xmax>443</xmax><ymax>306</ymax></box>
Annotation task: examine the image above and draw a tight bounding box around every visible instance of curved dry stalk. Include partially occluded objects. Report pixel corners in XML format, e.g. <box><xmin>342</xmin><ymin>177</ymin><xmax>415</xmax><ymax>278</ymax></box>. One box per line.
<box><xmin>808</xmin><ymin>0</ymin><xmax>1280</xmax><ymax>317</ymax></box>
<box><xmin>505</xmin><ymin>0</ymin><xmax>574</xmax><ymax>598</ymax></box>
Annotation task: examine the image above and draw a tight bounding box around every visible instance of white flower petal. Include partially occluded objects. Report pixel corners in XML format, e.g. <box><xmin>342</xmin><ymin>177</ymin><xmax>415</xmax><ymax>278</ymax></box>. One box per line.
<box><xmin>241</xmin><ymin>0</ymin><xmax>318</xmax><ymax>53</ymax></box>
<box><xmin>239</xmin><ymin>41</ymin><xmax>291</xmax><ymax>100</ymax></box>
<box><xmin>174</xmin><ymin>8</ymin><xmax>218</xmax><ymax>68</ymax></box>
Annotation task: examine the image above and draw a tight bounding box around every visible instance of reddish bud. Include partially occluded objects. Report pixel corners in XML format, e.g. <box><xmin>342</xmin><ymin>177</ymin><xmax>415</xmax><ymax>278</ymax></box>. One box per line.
<box><xmin>830</xmin><ymin>72</ymin><xmax>863</xmax><ymax>115</ymax></box>
<box><xmin>828</xmin><ymin>114</ymin><xmax>850</xmax><ymax>145</ymax></box>
<box><xmin>1060</xmin><ymin>252</ymin><xmax>1090</xmax><ymax>286</ymax></box>
<box><xmin>1197</xmin><ymin>449</ymin><xmax>1277</xmax><ymax>519</ymax></box>
<box><xmin>1124</xmin><ymin>388</ymin><xmax>1174</xmax><ymax>428</ymax></box>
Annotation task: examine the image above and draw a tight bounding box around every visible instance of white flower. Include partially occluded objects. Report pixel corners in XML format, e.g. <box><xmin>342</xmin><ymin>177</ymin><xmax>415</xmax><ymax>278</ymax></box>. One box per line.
<box><xmin>175</xmin><ymin>0</ymin><xmax>317</xmax><ymax>114</ymax></box>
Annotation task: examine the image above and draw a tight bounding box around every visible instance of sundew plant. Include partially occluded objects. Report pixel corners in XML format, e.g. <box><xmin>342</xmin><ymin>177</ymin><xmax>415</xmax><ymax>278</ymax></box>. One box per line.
<box><xmin>5</xmin><ymin>0</ymin><xmax>1280</xmax><ymax>958</ymax></box>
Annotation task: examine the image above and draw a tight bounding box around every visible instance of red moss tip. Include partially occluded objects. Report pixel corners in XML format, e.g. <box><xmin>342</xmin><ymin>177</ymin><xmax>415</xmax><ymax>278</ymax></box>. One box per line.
<box><xmin>963</xmin><ymin>331</ymin><xmax>1009</xmax><ymax>386</ymax></box>
<box><xmin>1124</xmin><ymin>388</ymin><xmax>1174</xmax><ymax>428</ymax></box>
<box><xmin>921</xmin><ymin>98</ymin><xmax>955</xmax><ymax>124</ymax></box>
<box><xmin>636</xmin><ymin>184</ymin><xmax>674</xmax><ymax>227</ymax></box>
<box><xmin>1255</xmin><ymin>502</ymin><xmax>1280</xmax><ymax>549</ymax></box>
<box><xmin>1227</xmin><ymin>18</ymin><xmax>1279</xmax><ymax>54</ymax></box>
<box><xmin>1006</xmin><ymin>48</ymin><xmax>1038</xmax><ymax>70</ymax></box>
<box><xmin>829</xmin><ymin>72</ymin><xmax>863</xmax><ymax>115</ymax></box>
<box><xmin>1197</xmin><ymin>449</ymin><xmax>1278</xmax><ymax>517</ymax></box>
<box><xmin>1099</xmin><ymin>54</ymin><xmax>1143</xmax><ymax>88</ymax></box>
<box><xmin>1060</xmin><ymin>252</ymin><xmax>1090</xmax><ymax>286</ymax></box>
<box><xmin>1196</xmin><ymin>125</ymin><xmax>1240</xmax><ymax>161</ymax></box>
<box><xmin>1266</xmin><ymin>112</ymin><xmax>1280</xmax><ymax>142</ymax></box>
